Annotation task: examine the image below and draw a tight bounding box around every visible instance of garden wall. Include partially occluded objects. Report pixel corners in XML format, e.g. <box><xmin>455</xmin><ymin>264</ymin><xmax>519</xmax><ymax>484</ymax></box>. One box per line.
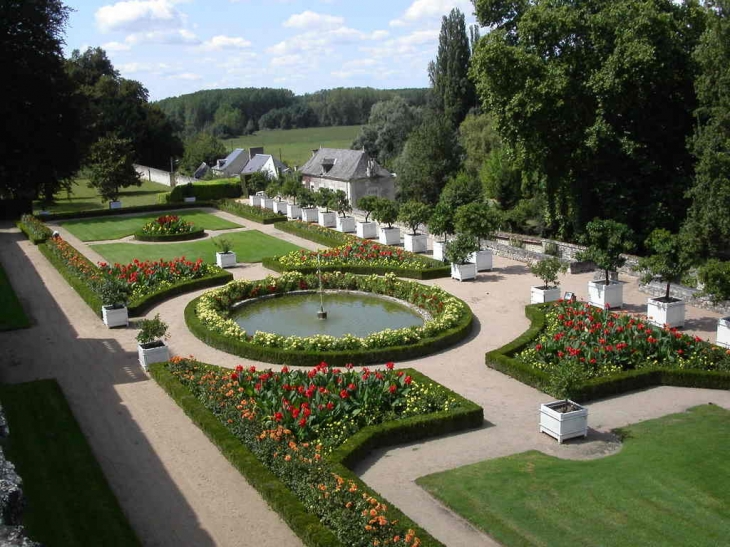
<box><xmin>640</xmin><ymin>280</ymin><xmax>730</xmax><ymax>316</ymax></box>
<box><xmin>134</xmin><ymin>164</ymin><xmax>195</xmax><ymax>187</ymax></box>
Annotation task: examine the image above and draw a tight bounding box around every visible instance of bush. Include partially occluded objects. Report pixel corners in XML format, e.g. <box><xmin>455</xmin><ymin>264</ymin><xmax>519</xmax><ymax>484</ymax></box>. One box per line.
<box><xmin>38</xmin><ymin>202</ymin><xmax>212</xmax><ymax>222</ymax></box>
<box><xmin>698</xmin><ymin>259</ymin><xmax>730</xmax><ymax>303</ymax></box>
<box><xmin>529</xmin><ymin>257</ymin><xmax>566</xmax><ymax>289</ymax></box>
<box><xmin>169</xmin><ymin>182</ymin><xmax>241</xmax><ymax>202</ymax></box>
<box><xmin>136</xmin><ymin>314</ymin><xmax>168</xmax><ymax>345</ymax></box>
<box><xmin>18</xmin><ymin>214</ymin><xmax>52</xmax><ymax>244</ymax></box>
<box><xmin>216</xmin><ymin>199</ymin><xmax>287</xmax><ymax>224</ymax></box>
<box><xmin>275</xmin><ymin>220</ymin><xmax>354</xmax><ymax>247</ymax></box>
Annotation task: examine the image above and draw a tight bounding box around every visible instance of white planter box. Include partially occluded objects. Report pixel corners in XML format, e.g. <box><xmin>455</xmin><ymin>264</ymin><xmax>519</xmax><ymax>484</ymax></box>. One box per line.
<box><xmin>109</xmin><ymin>200</ymin><xmax>122</xmax><ymax>210</ymax></box>
<box><xmin>183</xmin><ymin>196</ymin><xmax>196</xmax><ymax>203</ymax></box>
<box><xmin>102</xmin><ymin>305</ymin><xmax>128</xmax><ymax>328</ymax></box>
<box><xmin>286</xmin><ymin>203</ymin><xmax>301</xmax><ymax>220</ymax></box>
<box><xmin>249</xmin><ymin>195</ymin><xmax>261</xmax><ymax>207</ymax></box>
<box><xmin>262</xmin><ymin>198</ymin><xmax>275</xmax><ymax>210</ymax></box>
<box><xmin>273</xmin><ymin>201</ymin><xmax>288</xmax><ymax>215</ymax></box>
<box><xmin>357</xmin><ymin>221</ymin><xmax>378</xmax><ymax>239</ymax></box>
<box><xmin>588</xmin><ymin>280</ymin><xmax>623</xmax><ymax>309</ymax></box>
<box><xmin>432</xmin><ymin>240</ymin><xmax>447</xmax><ymax>262</ymax></box>
<box><xmin>451</xmin><ymin>262</ymin><xmax>477</xmax><ymax>281</ymax></box>
<box><xmin>540</xmin><ymin>400</ymin><xmax>588</xmax><ymax>444</ymax></box>
<box><xmin>716</xmin><ymin>317</ymin><xmax>730</xmax><ymax>348</ymax></box>
<box><xmin>647</xmin><ymin>298</ymin><xmax>686</xmax><ymax>328</ymax></box>
<box><xmin>301</xmin><ymin>207</ymin><xmax>319</xmax><ymax>223</ymax></box>
<box><xmin>531</xmin><ymin>286</ymin><xmax>561</xmax><ymax>304</ymax></box>
<box><xmin>468</xmin><ymin>249</ymin><xmax>493</xmax><ymax>271</ymax></box>
<box><xmin>336</xmin><ymin>216</ymin><xmax>356</xmax><ymax>233</ymax></box>
<box><xmin>138</xmin><ymin>341</ymin><xmax>169</xmax><ymax>371</ymax></box>
<box><xmin>404</xmin><ymin>233</ymin><xmax>428</xmax><ymax>253</ymax></box>
<box><xmin>318</xmin><ymin>211</ymin><xmax>336</xmax><ymax>227</ymax></box>
<box><xmin>216</xmin><ymin>251</ymin><xmax>237</xmax><ymax>268</ymax></box>
<box><xmin>378</xmin><ymin>227</ymin><xmax>401</xmax><ymax>245</ymax></box>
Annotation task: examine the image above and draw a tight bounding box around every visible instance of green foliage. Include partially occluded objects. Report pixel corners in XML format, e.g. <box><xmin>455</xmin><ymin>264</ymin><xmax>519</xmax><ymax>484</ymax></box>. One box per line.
<box><xmin>428</xmin><ymin>202</ymin><xmax>454</xmax><ymax>240</ymax></box>
<box><xmin>576</xmin><ymin>219</ymin><xmax>635</xmax><ymax>284</ymax></box>
<box><xmin>355</xmin><ymin>195</ymin><xmax>379</xmax><ymax>222</ymax></box>
<box><xmin>87</xmin><ymin>134</ymin><xmax>142</xmax><ymax>202</ymax></box>
<box><xmin>398</xmin><ymin>201</ymin><xmax>432</xmax><ymax>235</ymax></box>
<box><xmin>280</xmin><ymin>172</ymin><xmax>303</xmax><ymax>202</ymax></box>
<box><xmin>371</xmin><ymin>198</ymin><xmax>399</xmax><ymax>228</ymax></box>
<box><xmin>245</xmin><ymin>171</ymin><xmax>270</xmax><ymax>195</ymax></box>
<box><xmin>332</xmin><ymin>190</ymin><xmax>351</xmax><ymax>218</ymax></box>
<box><xmin>179</xmin><ymin>132</ymin><xmax>226</xmax><ymax>175</ymax></box>
<box><xmin>438</xmin><ymin>171</ymin><xmax>483</xmax><ymax>212</ymax></box>
<box><xmin>18</xmin><ymin>214</ymin><xmax>53</xmax><ymax>244</ymax></box>
<box><xmin>97</xmin><ymin>277</ymin><xmax>130</xmax><ymax>307</ymax></box>
<box><xmin>458</xmin><ymin>112</ymin><xmax>501</xmax><ymax>175</ymax></box>
<box><xmin>212</xmin><ymin>236</ymin><xmax>233</xmax><ymax>254</ymax></box>
<box><xmin>136</xmin><ymin>313</ymin><xmax>168</xmax><ymax>345</ymax></box>
<box><xmin>543</xmin><ymin>241</ymin><xmax>560</xmax><ymax>257</ymax></box>
<box><xmin>297</xmin><ymin>188</ymin><xmax>317</xmax><ymax>209</ymax></box>
<box><xmin>215</xmin><ymin>198</ymin><xmax>287</xmax><ymax>224</ymax></box>
<box><xmin>454</xmin><ymin>202</ymin><xmax>501</xmax><ymax>243</ymax></box>
<box><xmin>444</xmin><ymin>233</ymin><xmax>480</xmax><ymax>265</ymax></box>
<box><xmin>275</xmin><ymin>220</ymin><xmax>354</xmax><ymax>248</ymax></box>
<box><xmin>169</xmin><ymin>181</ymin><xmax>241</xmax><ymax>202</ymax></box>
<box><xmin>698</xmin><ymin>259</ymin><xmax>730</xmax><ymax>303</ymax></box>
<box><xmin>480</xmin><ymin>147</ymin><xmax>522</xmax><ymax>209</ymax></box>
<box><xmin>637</xmin><ymin>229</ymin><xmax>692</xmax><ymax>299</ymax></box>
<box><xmin>529</xmin><ymin>257</ymin><xmax>566</xmax><ymax>290</ymax></box>
<box><xmin>315</xmin><ymin>188</ymin><xmax>334</xmax><ymax>212</ymax></box>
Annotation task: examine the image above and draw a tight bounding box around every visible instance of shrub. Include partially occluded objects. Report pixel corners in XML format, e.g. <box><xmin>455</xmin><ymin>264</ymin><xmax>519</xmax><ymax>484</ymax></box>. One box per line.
<box><xmin>398</xmin><ymin>201</ymin><xmax>432</xmax><ymax>235</ymax></box>
<box><xmin>576</xmin><ymin>219</ymin><xmax>635</xmax><ymax>285</ymax></box>
<box><xmin>216</xmin><ymin>199</ymin><xmax>287</xmax><ymax>224</ymax></box>
<box><xmin>444</xmin><ymin>234</ymin><xmax>479</xmax><ymax>265</ymax></box>
<box><xmin>97</xmin><ymin>277</ymin><xmax>130</xmax><ymax>307</ymax></box>
<box><xmin>371</xmin><ymin>199</ymin><xmax>399</xmax><ymax>229</ymax></box>
<box><xmin>698</xmin><ymin>259</ymin><xmax>730</xmax><ymax>303</ymax></box>
<box><xmin>212</xmin><ymin>236</ymin><xmax>233</xmax><ymax>253</ymax></box>
<box><xmin>169</xmin><ymin>181</ymin><xmax>241</xmax><ymax>202</ymax></box>
<box><xmin>356</xmin><ymin>195</ymin><xmax>379</xmax><ymax>222</ymax></box>
<box><xmin>136</xmin><ymin>314</ymin><xmax>168</xmax><ymax>345</ymax></box>
<box><xmin>636</xmin><ymin>229</ymin><xmax>692</xmax><ymax>300</ymax></box>
<box><xmin>529</xmin><ymin>257</ymin><xmax>566</xmax><ymax>289</ymax></box>
<box><xmin>275</xmin><ymin>220</ymin><xmax>354</xmax><ymax>247</ymax></box>
<box><xmin>18</xmin><ymin>214</ymin><xmax>52</xmax><ymax>244</ymax></box>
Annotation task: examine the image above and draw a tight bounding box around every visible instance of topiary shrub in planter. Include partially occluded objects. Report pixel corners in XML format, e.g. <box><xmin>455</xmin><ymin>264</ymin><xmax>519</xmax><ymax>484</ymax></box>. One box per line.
<box><xmin>98</xmin><ymin>277</ymin><xmax>131</xmax><ymax>328</ymax></box>
<box><xmin>137</xmin><ymin>314</ymin><xmax>169</xmax><ymax>370</ymax></box>
<box><xmin>445</xmin><ymin>234</ymin><xmax>479</xmax><ymax>281</ymax></box>
<box><xmin>355</xmin><ymin>195</ymin><xmax>379</xmax><ymax>239</ymax></box>
<box><xmin>455</xmin><ymin>202</ymin><xmax>500</xmax><ymax>272</ymax></box>
<box><xmin>529</xmin><ymin>257</ymin><xmax>567</xmax><ymax>304</ymax></box>
<box><xmin>213</xmin><ymin>236</ymin><xmax>236</xmax><ymax>268</ymax></box>
<box><xmin>372</xmin><ymin>198</ymin><xmax>400</xmax><ymax>245</ymax></box>
<box><xmin>399</xmin><ymin>201</ymin><xmax>431</xmax><ymax>253</ymax></box>
<box><xmin>428</xmin><ymin>202</ymin><xmax>454</xmax><ymax>262</ymax></box>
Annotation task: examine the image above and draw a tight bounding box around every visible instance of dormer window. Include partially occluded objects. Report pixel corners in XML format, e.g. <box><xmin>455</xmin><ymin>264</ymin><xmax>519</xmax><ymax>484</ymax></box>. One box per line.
<box><xmin>321</xmin><ymin>158</ymin><xmax>335</xmax><ymax>174</ymax></box>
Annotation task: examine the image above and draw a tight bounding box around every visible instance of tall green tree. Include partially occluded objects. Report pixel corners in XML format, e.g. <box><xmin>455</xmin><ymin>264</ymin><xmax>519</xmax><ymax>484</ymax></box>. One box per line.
<box><xmin>86</xmin><ymin>134</ymin><xmax>141</xmax><ymax>202</ymax></box>
<box><xmin>180</xmin><ymin>133</ymin><xmax>226</xmax><ymax>175</ymax></box>
<box><xmin>352</xmin><ymin>96</ymin><xmax>421</xmax><ymax>166</ymax></box>
<box><xmin>471</xmin><ymin>0</ymin><xmax>705</xmax><ymax>241</ymax></box>
<box><xmin>682</xmin><ymin>0</ymin><xmax>730</xmax><ymax>258</ymax></box>
<box><xmin>428</xmin><ymin>8</ymin><xmax>477</xmax><ymax>128</ymax></box>
<box><xmin>1</xmin><ymin>0</ymin><xmax>81</xmax><ymax>201</ymax></box>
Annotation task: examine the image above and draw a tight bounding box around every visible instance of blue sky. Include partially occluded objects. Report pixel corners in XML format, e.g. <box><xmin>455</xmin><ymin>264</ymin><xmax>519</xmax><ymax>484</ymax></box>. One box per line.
<box><xmin>63</xmin><ymin>0</ymin><xmax>478</xmax><ymax>101</ymax></box>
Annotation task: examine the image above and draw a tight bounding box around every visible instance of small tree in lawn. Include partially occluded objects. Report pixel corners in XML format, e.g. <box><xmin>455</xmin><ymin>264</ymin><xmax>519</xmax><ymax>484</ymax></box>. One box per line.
<box><xmin>398</xmin><ymin>201</ymin><xmax>432</xmax><ymax>235</ymax></box>
<box><xmin>454</xmin><ymin>202</ymin><xmax>501</xmax><ymax>249</ymax></box>
<box><xmin>577</xmin><ymin>219</ymin><xmax>635</xmax><ymax>285</ymax></box>
<box><xmin>371</xmin><ymin>198</ymin><xmax>399</xmax><ymax>229</ymax></box>
<box><xmin>87</xmin><ymin>133</ymin><xmax>141</xmax><ymax>203</ymax></box>
<box><xmin>357</xmin><ymin>195</ymin><xmax>379</xmax><ymax>222</ymax></box>
<box><xmin>444</xmin><ymin>233</ymin><xmax>480</xmax><ymax>265</ymax></box>
<box><xmin>333</xmin><ymin>190</ymin><xmax>351</xmax><ymax>218</ymax></box>
<box><xmin>637</xmin><ymin>229</ymin><xmax>691</xmax><ymax>301</ymax></box>
<box><xmin>429</xmin><ymin>202</ymin><xmax>455</xmax><ymax>242</ymax></box>
<box><xmin>530</xmin><ymin>257</ymin><xmax>567</xmax><ymax>290</ymax></box>
<box><xmin>315</xmin><ymin>188</ymin><xmax>334</xmax><ymax>212</ymax></box>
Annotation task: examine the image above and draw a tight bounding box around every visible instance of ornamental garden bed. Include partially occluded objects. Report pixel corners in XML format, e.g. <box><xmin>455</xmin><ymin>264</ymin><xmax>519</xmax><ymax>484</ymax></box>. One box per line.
<box><xmin>133</xmin><ymin>214</ymin><xmax>207</xmax><ymax>242</ymax></box>
<box><xmin>150</xmin><ymin>358</ymin><xmax>483</xmax><ymax>547</ymax></box>
<box><xmin>186</xmin><ymin>271</ymin><xmax>473</xmax><ymax>366</ymax></box>
<box><xmin>486</xmin><ymin>299</ymin><xmax>730</xmax><ymax>402</ymax></box>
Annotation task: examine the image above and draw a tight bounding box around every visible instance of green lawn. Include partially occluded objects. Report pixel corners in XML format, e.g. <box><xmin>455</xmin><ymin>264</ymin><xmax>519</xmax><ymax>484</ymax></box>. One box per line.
<box><xmin>93</xmin><ymin>229</ymin><xmax>301</xmax><ymax>264</ymax></box>
<box><xmin>60</xmin><ymin>210</ymin><xmax>242</xmax><ymax>241</ymax></box>
<box><xmin>223</xmin><ymin>125</ymin><xmax>361</xmax><ymax>167</ymax></box>
<box><xmin>0</xmin><ymin>261</ymin><xmax>30</xmax><ymax>330</ymax></box>
<box><xmin>33</xmin><ymin>178</ymin><xmax>170</xmax><ymax>215</ymax></box>
<box><xmin>0</xmin><ymin>380</ymin><xmax>140</xmax><ymax>547</ymax></box>
<box><xmin>418</xmin><ymin>405</ymin><xmax>730</xmax><ymax>547</ymax></box>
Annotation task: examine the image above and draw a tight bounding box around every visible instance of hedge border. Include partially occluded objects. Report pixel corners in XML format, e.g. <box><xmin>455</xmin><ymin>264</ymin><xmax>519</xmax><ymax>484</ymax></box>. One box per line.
<box><xmin>37</xmin><ymin>201</ymin><xmax>215</xmax><ymax>222</ymax></box>
<box><xmin>185</xmin><ymin>288</ymin><xmax>473</xmax><ymax>367</ymax></box>
<box><xmin>16</xmin><ymin>219</ymin><xmax>50</xmax><ymax>245</ymax></box>
<box><xmin>149</xmin><ymin>361</ymin><xmax>483</xmax><ymax>547</ymax></box>
<box><xmin>133</xmin><ymin>228</ymin><xmax>206</xmax><ymax>242</ymax></box>
<box><xmin>485</xmin><ymin>304</ymin><xmax>730</xmax><ymax>402</ymax></box>
<box><xmin>275</xmin><ymin>219</ymin><xmax>353</xmax><ymax>247</ymax></box>
<box><xmin>39</xmin><ymin>242</ymin><xmax>103</xmax><ymax>316</ymax></box>
<box><xmin>216</xmin><ymin>199</ymin><xmax>289</xmax><ymax>225</ymax></box>
<box><xmin>263</xmin><ymin>256</ymin><xmax>451</xmax><ymax>281</ymax></box>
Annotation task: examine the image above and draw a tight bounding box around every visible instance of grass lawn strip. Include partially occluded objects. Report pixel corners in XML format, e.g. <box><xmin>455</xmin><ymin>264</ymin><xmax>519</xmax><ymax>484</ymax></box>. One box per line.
<box><xmin>0</xmin><ymin>380</ymin><xmax>140</xmax><ymax>547</ymax></box>
<box><xmin>417</xmin><ymin>405</ymin><xmax>730</xmax><ymax>547</ymax></box>
<box><xmin>0</xmin><ymin>261</ymin><xmax>30</xmax><ymax>330</ymax></box>
<box><xmin>61</xmin><ymin>210</ymin><xmax>241</xmax><ymax>241</ymax></box>
<box><xmin>93</xmin><ymin>229</ymin><xmax>301</xmax><ymax>265</ymax></box>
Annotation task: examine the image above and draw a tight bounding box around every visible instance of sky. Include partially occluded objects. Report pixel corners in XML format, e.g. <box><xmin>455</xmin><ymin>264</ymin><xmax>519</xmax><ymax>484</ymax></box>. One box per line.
<box><xmin>62</xmin><ymin>0</ymin><xmax>479</xmax><ymax>101</ymax></box>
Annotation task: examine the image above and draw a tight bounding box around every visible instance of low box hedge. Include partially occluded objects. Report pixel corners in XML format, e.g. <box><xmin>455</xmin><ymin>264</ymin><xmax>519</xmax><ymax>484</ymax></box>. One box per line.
<box><xmin>275</xmin><ymin>220</ymin><xmax>353</xmax><ymax>247</ymax></box>
<box><xmin>150</xmin><ymin>361</ymin><xmax>484</xmax><ymax>547</ymax></box>
<box><xmin>39</xmin><ymin>241</ymin><xmax>103</xmax><ymax>316</ymax></box>
<box><xmin>263</xmin><ymin>256</ymin><xmax>451</xmax><ymax>280</ymax></box>
<box><xmin>486</xmin><ymin>304</ymin><xmax>730</xmax><ymax>402</ymax></box>
<box><xmin>215</xmin><ymin>199</ymin><xmax>288</xmax><ymax>225</ymax></box>
<box><xmin>17</xmin><ymin>219</ymin><xmax>51</xmax><ymax>245</ymax></box>
<box><xmin>37</xmin><ymin>202</ymin><xmax>214</xmax><ymax>222</ymax></box>
<box><xmin>170</xmin><ymin>182</ymin><xmax>242</xmax><ymax>202</ymax></box>
<box><xmin>133</xmin><ymin>228</ymin><xmax>206</xmax><ymax>242</ymax></box>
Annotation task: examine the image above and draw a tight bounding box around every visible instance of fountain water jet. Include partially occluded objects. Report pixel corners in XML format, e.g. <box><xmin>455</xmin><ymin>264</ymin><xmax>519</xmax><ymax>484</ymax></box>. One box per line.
<box><xmin>317</xmin><ymin>252</ymin><xmax>327</xmax><ymax>320</ymax></box>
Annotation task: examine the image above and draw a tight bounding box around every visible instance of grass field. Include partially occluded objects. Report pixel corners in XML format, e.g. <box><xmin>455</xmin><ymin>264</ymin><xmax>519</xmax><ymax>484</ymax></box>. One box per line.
<box><xmin>417</xmin><ymin>405</ymin><xmax>730</xmax><ymax>547</ymax></box>
<box><xmin>0</xmin><ymin>261</ymin><xmax>30</xmax><ymax>330</ymax></box>
<box><xmin>60</xmin><ymin>210</ymin><xmax>242</xmax><ymax>241</ymax></box>
<box><xmin>223</xmin><ymin>125</ymin><xmax>361</xmax><ymax>167</ymax></box>
<box><xmin>92</xmin><ymin>230</ymin><xmax>301</xmax><ymax>265</ymax></box>
<box><xmin>0</xmin><ymin>380</ymin><xmax>140</xmax><ymax>547</ymax></box>
<box><xmin>33</xmin><ymin>178</ymin><xmax>170</xmax><ymax>215</ymax></box>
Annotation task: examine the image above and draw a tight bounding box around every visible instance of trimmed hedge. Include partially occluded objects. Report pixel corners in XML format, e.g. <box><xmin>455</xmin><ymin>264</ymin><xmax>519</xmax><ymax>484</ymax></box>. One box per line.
<box><xmin>17</xmin><ymin>217</ymin><xmax>52</xmax><ymax>244</ymax></box>
<box><xmin>263</xmin><ymin>256</ymin><xmax>451</xmax><ymax>281</ymax></box>
<box><xmin>150</xmin><ymin>361</ymin><xmax>484</xmax><ymax>547</ymax></box>
<box><xmin>39</xmin><ymin>242</ymin><xmax>103</xmax><ymax>316</ymax></box>
<box><xmin>170</xmin><ymin>182</ymin><xmax>242</xmax><ymax>202</ymax></box>
<box><xmin>275</xmin><ymin>220</ymin><xmax>353</xmax><ymax>247</ymax></box>
<box><xmin>133</xmin><ymin>228</ymin><xmax>206</xmax><ymax>242</ymax></box>
<box><xmin>486</xmin><ymin>304</ymin><xmax>730</xmax><ymax>402</ymax></box>
<box><xmin>37</xmin><ymin>202</ymin><xmax>214</xmax><ymax>222</ymax></box>
<box><xmin>216</xmin><ymin>199</ymin><xmax>288</xmax><ymax>225</ymax></box>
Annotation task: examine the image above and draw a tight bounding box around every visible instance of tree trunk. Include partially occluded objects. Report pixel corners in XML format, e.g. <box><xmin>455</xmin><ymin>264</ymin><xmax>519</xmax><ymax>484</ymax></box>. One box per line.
<box><xmin>665</xmin><ymin>282</ymin><xmax>671</xmax><ymax>300</ymax></box>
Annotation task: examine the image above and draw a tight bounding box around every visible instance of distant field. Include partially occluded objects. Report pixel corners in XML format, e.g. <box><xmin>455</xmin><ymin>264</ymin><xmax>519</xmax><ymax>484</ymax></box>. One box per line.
<box><xmin>223</xmin><ymin>125</ymin><xmax>361</xmax><ymax>168</ymax></box>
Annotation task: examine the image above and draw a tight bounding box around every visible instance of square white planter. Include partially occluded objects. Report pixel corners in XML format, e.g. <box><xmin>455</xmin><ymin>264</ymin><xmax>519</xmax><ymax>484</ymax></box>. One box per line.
<box><xmin>273</xmin><ymin>201</ymin><xmax>288</xmax><ymax>215</ymax></box>
<box><xmin>102</xmin><ymin>305</ymin><xmax>128</xmax><ymax>328</ymax></box>
<box><xmin>716</xmin><ymin>317</ymin><xmax>730</xmax><ymax>348</ymax></box>
<box><xmin>183</xmin><ymin>196</ymin><xmax>196</xmax><ymax>203</ymax></box>
<box><xmin>588</xmin><ymin>280</ymin><xmax>623</xmax><ymax>309</ymax></box>
<box><xmin>301</xmin><ymin>207</ymin><xmax>319</xmax><ymax>223</ymax></box>
<box><xmin>287</xmin><ymin>203</ymin><xmax>301</xmax><ymax>220</ymax></box>
<box><xmin>357</xmin><ymin>221</ymin><xmax>378</xmax><ymax>239</ymax></box>
<box><xmin>432</xmin><ymin>240</ymin><xmax>447</xmax><ymax>262</ymax></box>
<box><xmin>336</xmin><ymin>216</ymin><xmax>356</xmax><ymax>233</ymax></box>
<box><xmin>216</xmin><ymin>251</ymin><xmax>237</xmax><ymax>268</ymax></box>
<box><xmin>249</xmin><ymin>195</ymin><xmax>261</xmax><ymax>207</ymax></box>
<box><xmin>378</xmin><ymin>227</ymin><xmax>400</xmax><ymax>245</ymax></box>
<box><xmin>138</xmin><ymin>341</ymin><xmax>169</xmax><ymax>371</ymax></box>
<box><xmin>404</xmin><ymin>233</ymin><xmax>428</xmax><ymax>253</ymax></box>
<box><xmin>540</xmin><ymin>400</ymin><xmax>588</xmax><ymax>444</ymax></box>
<box><xmin>451</xmin><ymin>262</ymin><xmax>477</xmax><ymax>281</ymax></box>
<box><xmin>468</xmin><ymin>249</ymin><xmax>493</xmax><ymax>271</ymax></box>
<box><xmin>647</xmin><ymin>298</ymin><xmax>686</xmax><ymax>328</ymax></box>
<box><xmin>109</xmin><ymin>200</ymin><xmax>122</xmax><ymax>210</ymax></box>
<box><xmin>318</xmin><ymin>211</ymin><xmax>336</xmax><ymax>227</ymax></box>
<box><xmin>262</xmin><ymin>198</ymin><xmax>275</xmax><ymax>210</ymax></box>
<box><xmin>531</xmin><ymin>286</ymin><xmax>561</xmax><ymax>304</ymax></box>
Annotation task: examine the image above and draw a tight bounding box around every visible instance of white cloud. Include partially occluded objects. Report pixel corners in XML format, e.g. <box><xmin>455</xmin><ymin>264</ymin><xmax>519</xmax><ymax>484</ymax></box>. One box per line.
<box><xmin>361</xmin><ymin>28</ymin><xmax>439</xmax><ymax>61</ymax></box>
<box><xmin>95</xmin><ymin>0</ymin><xmax>184</xmax><ymax>32</ymax></box>
<box><xmin>271</xmin><ymin>54</ymin><xmax>304</xmax><ymax>67</ymax></box>
<box><xmin>125</xmin><ymin>28</ymin><xmax>198</xmax><ymax>45</ymax></box>
<box><xmin>283</xmin><ymin>10</ymin><xmax>344</xmax><ymax>31</ymax></box>
<box><xmin>199</xmin><ymin>35</ymin><xmax>252</xmax><ymax>51</ymax></box>
<box><xmin>370</xmin><ymin>30</ymin><xmax>389</xmax><ymax>40</ymax></box>
<box><xmin>102</xmin><ymin>41</ymin><xmax>131</xmax><ymax>51</ymax></box>
<box><xmin>168</xmin><ymin>72</ymin><xmax>202</xmax><ymax>80</ymax></box>
<box><xmin>268</xmin><ymin>26</ymin><xmax>382</xmax><ymax>57</ymax></box>
<box><xmin>390</xmin><ymin>0</ymin><xmax>472</xmax><ymax>26</ymax></box>
<box><xmin>118</xmin><ymin>61</ymin><xmax>171</xmax><ymax>73</ymax></box>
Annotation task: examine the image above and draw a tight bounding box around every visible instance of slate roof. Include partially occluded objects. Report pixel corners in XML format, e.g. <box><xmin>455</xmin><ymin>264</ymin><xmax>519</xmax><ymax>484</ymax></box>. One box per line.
<box><xmin>299</xmin><ymin>148</ymin><xmax>391</xmax><ymax>181</ymax></box>
<box><xmin>241</xmin><ymin>154</ymin><xmax>289</xmax><ymax>175</ymax></box>
<box><xmin>193</xmin><ymin>162</ymin><xmax>209</xmax><ymax>179</ymax></box>
<box><xmin>213</xmin><ymin>148</ymin><xmax>249</xmax><ymax>175</ymax></box>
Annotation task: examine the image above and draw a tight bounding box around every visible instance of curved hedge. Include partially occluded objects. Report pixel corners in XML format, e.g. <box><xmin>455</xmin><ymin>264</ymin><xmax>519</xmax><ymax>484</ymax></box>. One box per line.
<box><xmin>186</xmin><ymin>272</ymin><xmax>473</xmax><ymax>366</ymax></box>
<box><xmin>263</xmin><ymin>256</ymin><xmax>450</xmax><ymax>280</ymax></box>
<box><xmin>133</xmin><ymin>228</ymin><xmax>206</xmax><ymax>242</ymax></box>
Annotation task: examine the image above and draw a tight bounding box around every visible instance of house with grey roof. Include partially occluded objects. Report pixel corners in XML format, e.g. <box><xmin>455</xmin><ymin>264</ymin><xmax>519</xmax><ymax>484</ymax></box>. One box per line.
<box><xmin>241</xmin><ymin>153</ymin><xmax>289</xmax><ymax>180</ymax></box>
<box><xmin>299</xmin><ymin>148</ymin><xmax>395</xmax><ymax>205</ymax></box>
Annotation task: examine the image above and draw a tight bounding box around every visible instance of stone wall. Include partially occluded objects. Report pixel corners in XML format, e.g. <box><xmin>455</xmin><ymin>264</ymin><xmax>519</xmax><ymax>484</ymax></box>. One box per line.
<box><xmin>639</xmin><ymin>281</ymin><xmax>730</xmax><ymax>317</ymax></box>
<box><xmin>134</xmin><ymin>165</ymin><xmax>196</xmax><ymax>187</ymax></box>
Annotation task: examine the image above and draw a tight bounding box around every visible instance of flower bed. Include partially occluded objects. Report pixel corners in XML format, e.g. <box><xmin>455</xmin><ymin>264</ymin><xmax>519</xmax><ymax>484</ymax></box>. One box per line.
<box><xmin>275</xmin><ymin>219</ymin><xmax>354</xmax><ymax>247</ymax></box>
<box><xmin>17</xmin><ymin>214</ymin><xmax>53</xmax><ymax>244</ymax></box>
<box><xmin>187</xmin><ymin>271</ymin><xmax>472</xmax><ymax>366</ymax></box>
<box><xmin>486</xmin><ymin>300</ymin><xmax>730</xmax><ymax>401</ymax></box>
<box><xmin>134</xmin><ymin>214</ymin><xmax>205</xmax><ymax>241</ymax></box>
<box><xmin>150</xmin><ymin>357</ymin><xmax>483</xmax><ymax>547</ymax></box>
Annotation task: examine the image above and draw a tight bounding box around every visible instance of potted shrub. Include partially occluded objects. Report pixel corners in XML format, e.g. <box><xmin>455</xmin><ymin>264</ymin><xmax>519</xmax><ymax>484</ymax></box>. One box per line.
<box><xmin>445</xmin><ymin>233</ymin><xmax>479</xmax><ymax>281</ymax></box>
<box><xmin>356</xmin><ymin>195</ymin><xmax>379</xmax><ymax>238</ymax></box>
<box><xmin>182</xmin><ymin>183</ymin><xmax>196</xmax><ymax>203</ymax></box>
<box><xmin>455</xmin><ymin>202</ymin><xmax>501</xmax><ymax>271</ymax></box>
<box><xmin>98</xmin><ymin>277</ymin><xmax>130</xmax><ymax>328</ymax></box>
<box><xmin>539</xmin><ymin>399</ymin><xmax>588</xmax><ymax>444</ymax></box>
<box><xmin>248</xmin><ymin>192</ymin><xmax>262</xmax><ymax>207</ymax></box>
<box><xmin>316</xmin><ymin>188</ymin><xmax>336</xmax><ymax>227</ymax></box>
<box><xmin>429</xmin><ymin>202</ymin><xmax>454</xmax><ymax>262</ymax></box>
<box><xmin>697</xmin><ymin>260</ymin><xmax>730</xmax><ymax>346</ymax></box>
<box><xmin>136</xmin><ymin>314</ymin><xmax>170</xmax><ymax>370</ymax></box>
<box><xmin>298</xmin><ymin>188</ymin><xmax>318</xmax><ymax>222</ymax></box>
<box><xmin>576</xmin><ymin>219</ymin><xmax>635</xmax><ymax>309</ymax></box>
<box><xmin>282</xmin><ymin>175</ymin><xmax>303</xmax><ymax>219</ymax></box>
<box><xmin>267</xmin><ymin>179</ymin><xmax>288</xmax><ymax>215</ymax></box>
<box><xmin>213</xmin><ymin>236</ymin><xmax>236</xmax><ymax>268</ymax></box>
<box><xmin>372</xmin><ymin>198</ymin><xmax>400</xmax><ymax>245</ymax></box>
<box><xmin>530</xmin><ymin>257</ymin><xmax>567</xmax><ymax>304</ymax></box>
<box><xmin>398</xmin><ymin>200</ymin><xmax>432</xmax><ymax>253</ymax></box>
<box><xmin>333</xmin><ymin>190</ymin><xmax>356</xmax><ymax>233</ymax></box>
<box><xmin>637</xmin><ymin>229</ymin><xmax>691</xmax><ymax>328</ymax></box>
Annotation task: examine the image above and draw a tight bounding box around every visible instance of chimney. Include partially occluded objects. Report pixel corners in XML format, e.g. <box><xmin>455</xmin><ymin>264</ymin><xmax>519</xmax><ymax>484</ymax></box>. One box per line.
<box><xmin>311</xmin><ymin>149</ymin><xmax>318</xmax><ymax>157</ymax></box>
<box><xmin>366</xmin><ymin>158</ymin><xmax>375</xmax><ymax>178</ymax></box>
<box><xmin>250</xmin><ymin>146</ymin><xmax>264</xmax><ymax>159</ymax></box>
